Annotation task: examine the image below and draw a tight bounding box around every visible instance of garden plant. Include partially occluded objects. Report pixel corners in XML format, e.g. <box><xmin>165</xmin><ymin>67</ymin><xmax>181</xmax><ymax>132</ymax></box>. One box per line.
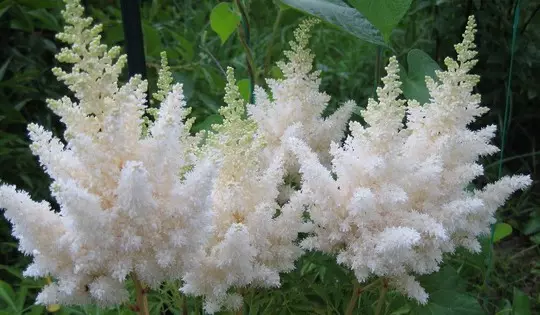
<box><xmin>0</xmin><ymin>0</ymin><xmax>538</xmax><ymax>314</ymax></box>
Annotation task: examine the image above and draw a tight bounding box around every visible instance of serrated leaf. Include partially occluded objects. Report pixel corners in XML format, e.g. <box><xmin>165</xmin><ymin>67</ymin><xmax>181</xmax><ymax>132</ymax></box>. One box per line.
<box><xmin>512</xmin><ymin>288</ymin><xmax>531</xmax><ymax>315</ymax></box>
<box><xmin>210</xmin><ymin>2</ymin><xmax>241</xmax><ymax>44</ymax></box>
<box><xmin>349</xmin><ymin>0</ymin><xmax>412</xmax><ymax>40</ymax></box>
<box><xmin>281</xmin><ymin>0</ymin><xmax>386</xmax><ymax>46</ymax></box>
<box><xmin>493</xmin><ymin>222</ymin><xmax>513</xmax><ymax>243</ymax></box>
<box><xmin>401</xmin><ymin>49</ymin><xmax>440</xmax><ymax>104</ymax></box>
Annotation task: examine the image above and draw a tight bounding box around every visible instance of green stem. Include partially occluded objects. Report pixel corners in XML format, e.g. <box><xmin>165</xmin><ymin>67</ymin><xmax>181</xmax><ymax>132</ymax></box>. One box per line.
<box><xmin>182</xmin><ymin>295</ymin><xmax>188</xmax><ymax>315</ymax></box>
<box><xmin>235</xmin><ymin>0</ymin><xmax>256</xmax><ymax>104</ymax></box>
<box><xmin>345</xmin><ymin>280</ymin><xmax>361</xmax><ymax>315</ymax></box>
<box><xmin>131</xmin><ymin>273</ymin><xmax>150</xmax><ymax>315</ymax></box>
<box><xmin>345</xmin><ymin>279</ymin><xmax>381</xmax><ymax>315</ymax></box>
<box><xmin>263</xmin><ymin>8</ymin><xmax>283</xmax><ymax>76</ymax></box>
<box><xmin>374</xmin><ymin>279</ymin><xmax>388</xmax><ymax>315</ymax></box>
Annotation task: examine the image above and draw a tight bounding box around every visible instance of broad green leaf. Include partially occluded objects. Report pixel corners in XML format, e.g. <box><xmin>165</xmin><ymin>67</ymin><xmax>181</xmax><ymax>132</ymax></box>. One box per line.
<box><xmin>210</xmin><ymin>2</ymin><xmax>241</xmax><ymax>44</ymax></box>
<box><xmin>401</xmin><ymin>49</ymin><xmax>441</xmax><ymax>104</ymax></box>
<box><xmin>281</xmin><ymin>0</ymin><xmax>386</xmax><ymax>46</ymax></box>
<box><xmin>411</xmin><ymin>266</ymin><xmax>484</xmax><ymax>315</ymax></box>
<box><xmin>493</xmin><ymin>222</ymin><xmax>513</xmax><ymax>243</ymax></box>
<box><xmin>237</xmin><ymin>78</ymin><xmax>251</xmax><ymax>102</ymax></box>
<box><xmin>348</xmin><ymin>0</ymin><xmax>412</xmax><ymax>40</ymax></box>
<box><xmin>512</xmin><ymin>288</ymin><xmax>531</xmax><ymax>315</ymax></box>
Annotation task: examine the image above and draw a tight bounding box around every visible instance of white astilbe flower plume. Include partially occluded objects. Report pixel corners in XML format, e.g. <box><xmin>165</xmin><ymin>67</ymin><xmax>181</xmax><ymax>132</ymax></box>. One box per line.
<box><xmin>0</xmin><ymin>0</ymin><xmax>214</xmax><ymax>306</ymax></box>
<box><xmin>248</xmin><ymin>18</ymin><xmax>355</xmax><ymax>171</ymax></box>
<box><xmin>288</xmin><ymin>16</ymin><xmax>531</xmax><ymax>304</ymax></box>
<box><xmin>181</xmin><ymin>68</ymin><xmax>304</xmax><ymax>314</ymax></box>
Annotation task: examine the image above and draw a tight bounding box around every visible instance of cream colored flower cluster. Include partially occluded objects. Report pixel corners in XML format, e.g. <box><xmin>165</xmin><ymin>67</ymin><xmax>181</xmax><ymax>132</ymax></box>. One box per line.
<box><xmin>0</xmin><ymin>0</ymin><xmax>531</xmax><ymax>312</ymax></box>
<box><xmin>0</xmin><ymin>0</ymin><xmax>214</xmax><ymax>306</ymax></box>
<box><xmin>288</xmin><ymin>17</ymin><xmax>531</xmax><ymax>302</ymax></box>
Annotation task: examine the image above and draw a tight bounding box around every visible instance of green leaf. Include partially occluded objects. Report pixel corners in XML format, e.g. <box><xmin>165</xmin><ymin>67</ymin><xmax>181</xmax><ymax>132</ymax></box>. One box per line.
<box><xmin>0</xmin><ymin>56</ymin><xmax>12</xmax><ymax>81</ymax></box>
<box><xmin>169</xmin><ymin>32</ymin><xmax>194</xmax><ymax>62</ymax></box>
<box><xmin>0</xmin><ymin>265</ymin><xmax>23</xmax><ymax>280</ymax></box>
<box><xmin>412</xmin><ymin>266</ymin><xmax>484</xmax><ymax>315</ymax></box>
<box><xmin>348</xmin><ymin>0</ymin><xmax>412</xmax><ymax>40</ymax></box>
<box><xmin>401</xmin><ymin>49</ymin><xmax>440</xmax><ymax>104</ymax></box>
<box><xmin>16</xmin><ymin>0</ymin><xmax>60</xmax><ymax>9</ymax></box>
<box><xmin>210</xmin><ymin>2</ymin><xmax>241</xmax><ymax>44</ymax></box>
<box><xmin>512</xmin><ymin>288</ymin><xmax>531</xmax><ymax>315</ymax></box>
<box><xmin>529</xmin><ymin>233</ymin><xmax>540</xmax><ymax>244</ymax></box>
<box><xmin>27</xmin><ymin>9</ymin><xmax>61</xmax><ymax>31</ymax></box>
<box><xmin>523</xmin><ymin>217</ymin><xmax>540</xmax><ymax>235</ymax></box>
<box><xmin>192</xmin><ymin>114</ymin><xmax>224</xmax><ymax>133</ymax></box>
<box><xmin>493</xmin><ymin>222</ymin><xmax>513</xmax><ymax>243</ymax></box>
<box><xmin>103</xmin><ymin>22</ymin><xmax>124</xmax><ymax>46</ymax></box>
<box><xmin>0</xmin><ymin>1</ymin><xmax>11</xmax><ymax>20</ymax></box>
<box><xmin>0</xmin><ymin>280</ymin><xmax>17</xmax><ymax>311</ymax></box>
<box><xmin>25</xmin><ymin>305</ymin><xmax>46</xmax><ymax>315</ymax></box>
<box><xmin>142</xmin><ymin>23</ymin><xmax>162</xmax><ymax>57</ymax></box>
<box><xmin>281</xmin><ymin>0</ymin><xmax>386</xmax><ymax>46</ymax></box>
<box><xmin>237</xmin><ymin>78</ymin><xmax>251</xmax><ymax>102</ymax></box>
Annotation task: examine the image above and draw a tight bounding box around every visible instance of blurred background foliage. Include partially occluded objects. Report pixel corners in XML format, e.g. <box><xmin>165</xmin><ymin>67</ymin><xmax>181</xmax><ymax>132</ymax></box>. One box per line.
<box><xmin>0</xmin><ymin>0</ymin><xmax>538</xmax><ymax>314</ymax></box>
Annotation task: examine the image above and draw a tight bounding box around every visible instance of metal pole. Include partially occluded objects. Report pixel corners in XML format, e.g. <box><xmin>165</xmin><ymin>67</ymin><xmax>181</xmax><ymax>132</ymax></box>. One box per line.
<box><xmin>120</xmin><ymin>0</ymin><xmax>147</xmax><ymax>80</ymax></box>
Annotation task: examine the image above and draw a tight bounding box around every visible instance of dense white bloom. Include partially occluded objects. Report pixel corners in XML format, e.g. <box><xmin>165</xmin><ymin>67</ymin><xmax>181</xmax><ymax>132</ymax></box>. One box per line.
<box><xmin>0</xmin><ymin>0</ymin><xmax>214</xmax><ymax>306</ymax></box>
<box><xmin>248</xmin><ymin>19</ymin><xmax>355</xmax><ymax>170</ymax></box>
<box><xmin>181</xmin><ymin>68</ymin><xmax>305</xmax><ymax>313</ymax></box>
<box><xmin>288</xmin><ymin>16</ymin><xmax>531</xmax><ymax>304</ymax></box>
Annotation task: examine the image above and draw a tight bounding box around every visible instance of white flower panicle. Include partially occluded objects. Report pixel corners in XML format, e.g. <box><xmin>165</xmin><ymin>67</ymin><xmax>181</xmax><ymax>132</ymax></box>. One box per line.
<box><xmin>0</xmin><ymin>2</ymin><xmax>532</xmax><ymax>310</ymax></box>
<box><xmin>181</xmin><ymin>68</ymin><xmax>304</xmax><ymax>313</ymax></box>
<box><xmin>248</xmin><ymin>18</ymin><xmax>355</xmax><ymax>169</ymax></box>
<box><xmin>288</xmin><ymin>16</ymin><xmax>531</xmax><ymax>304</ymax></box>
<box><xmin>0</xmin><ymin>0</ymin><xmax>214</xmax><ymax>306</ymax></box>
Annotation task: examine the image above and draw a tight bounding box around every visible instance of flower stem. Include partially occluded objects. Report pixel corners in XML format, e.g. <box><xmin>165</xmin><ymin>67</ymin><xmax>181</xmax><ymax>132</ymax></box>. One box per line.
<box><xmin>374</xmin><ymin>279</ymin><xmax>388</xmax><ymax>315</ymax></box>
<box><xmin>132</xmin><ymin>273</ymin><xmax>150</xmax><ymax>315</ymax></box>
<box><xmin>345</xmin><ymin>280</ymin><xmax>361</xmax><ymax>315</ymax></box>
<box><xmin>263</xmin><ymin>7</ymin><xmax>283</xmax><ymax>76</ymax></box>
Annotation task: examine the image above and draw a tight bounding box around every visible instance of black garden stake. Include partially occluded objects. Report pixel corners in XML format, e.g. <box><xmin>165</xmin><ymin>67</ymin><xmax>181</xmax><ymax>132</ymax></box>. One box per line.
<box><xmin>120</xmin><ymin>0</ymin><xmax>147</xmax><ymax>80</ymax></box>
